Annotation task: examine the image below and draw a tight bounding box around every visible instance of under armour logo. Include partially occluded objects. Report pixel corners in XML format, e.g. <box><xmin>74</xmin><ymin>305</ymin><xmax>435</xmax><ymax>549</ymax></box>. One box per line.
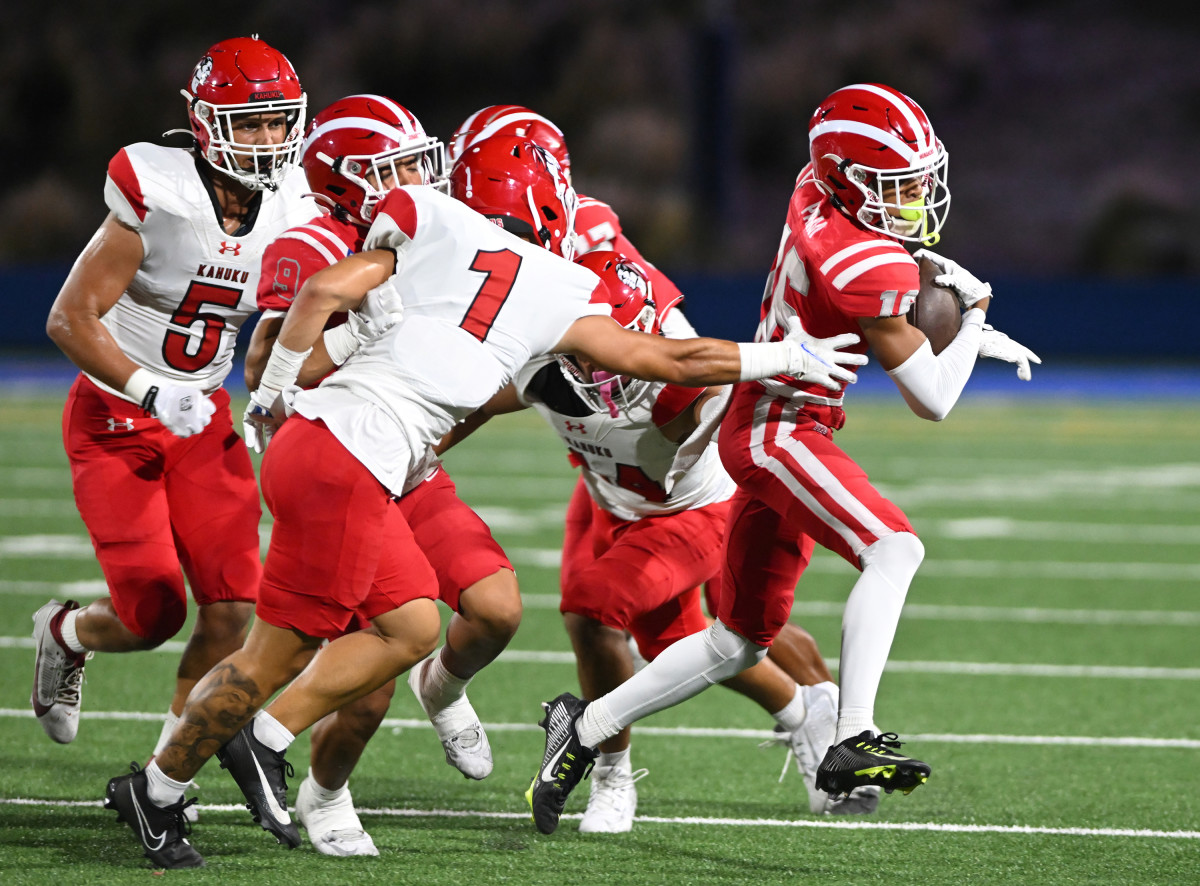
<box><xmin>218</xmin><ymin>241</ymin><xmax>242</xmax><ymax>256</ymax></box>
<box><xmin>564</xmin><ymin>421</ymin><xmax>587</xmax><ymax>433</ymax></box>
<box><xmin>106</xmin><ymin>417</ymin><xmax>135</xmax><ymax>431</ymax></box>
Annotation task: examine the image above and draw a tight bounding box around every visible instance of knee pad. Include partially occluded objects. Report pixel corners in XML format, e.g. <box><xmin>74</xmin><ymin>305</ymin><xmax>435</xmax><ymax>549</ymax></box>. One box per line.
<box><xmin>127</xmin><ymin>592</ymin><xmax>189</xmax><ymax>645</ymax></box>
<box><xmin>704</xmin><ymin>620</ymin><xmax>768</xmax><ymax>674</ymax></box>
<box><xmin>860</xmin><ymin>532</ymin><xmax>925</xmax><ymax>586</ymax></box>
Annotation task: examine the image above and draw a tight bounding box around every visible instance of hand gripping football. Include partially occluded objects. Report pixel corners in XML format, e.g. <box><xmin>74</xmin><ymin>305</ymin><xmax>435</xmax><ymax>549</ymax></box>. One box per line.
<box><xmin>907</xmin><ymin>255</ymin><xmax>963</xmax><ymax>354</ymax></box>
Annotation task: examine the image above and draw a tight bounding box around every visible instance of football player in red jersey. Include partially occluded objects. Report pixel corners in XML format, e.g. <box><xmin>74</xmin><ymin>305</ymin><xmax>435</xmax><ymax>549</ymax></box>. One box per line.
<box><xmin>525</xmin><ymin>83</ymin><xmax>1040</xmax><ymax>836</ymax></box>
<box><xmin>440</xmin><ymin>251</ymin><xmax>878</xmax><ymax>831</ymax></box>
<box><xmin>36</xmin><ymin>37</ymin><xmax>312</xmax><ymax>778</ymax></box>
<box><xmin>243</xmin><ymin>94</ymin><xmax>518</xmax><ymax>857</ymax></box>
<box><xmin>104</xmin><ymin>135</ymin><xmax>864</xmax><ymax>868</ymax></box>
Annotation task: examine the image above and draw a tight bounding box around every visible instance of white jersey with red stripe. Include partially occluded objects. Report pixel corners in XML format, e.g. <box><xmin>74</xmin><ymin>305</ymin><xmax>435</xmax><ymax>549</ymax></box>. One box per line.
<box><xmin>513</xmin><ymin>357</ymin><xmax>734</xmax><ymax>521</ymax></box>
<box><xmin>290</xmin><ymin>185</ymin><xmax>612</xmax><ymax>496</ymax></box>
<box><xmin>755</xmin><ymin>164</ymin><xmax>919</xmax><ymax>408</ymax></box>
<box><xmin>97</xmin><ymin>142</ymin><xmax>316</xmax><ymax>398</ymax></box>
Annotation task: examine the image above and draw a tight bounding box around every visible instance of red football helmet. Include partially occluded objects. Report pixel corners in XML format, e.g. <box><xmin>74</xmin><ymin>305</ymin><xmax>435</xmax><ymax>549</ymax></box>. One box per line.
<box><xmin>448</xmin><ymin>105</ymin><xmax>571</xmax><ymax>181</ymax></box>
<box><xmin>808</xmin><ymin>83</ymin><xmax>950</xmax><ymax>244</ymax></box>
<box><xmin>302</xmin><ymin>94</ymin><xmax>446</xmax><ymax>225</ymax></box>
<box><xmin>181</xmin><ymin>36</ymin><xmax>307</xmax><ymax>190</ymax></box>
<box><xmin>558</xmin><ymin>250</ymin><xmax>675</xmax><ymax>417</ymax></box>
<box><xmin>450</xmin><ymin>136</ymin><xmax>577</xmax><ymax>260</ymax></box>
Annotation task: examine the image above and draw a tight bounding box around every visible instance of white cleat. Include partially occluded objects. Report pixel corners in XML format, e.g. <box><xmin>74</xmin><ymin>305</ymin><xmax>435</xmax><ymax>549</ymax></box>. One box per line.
<box><xmin>295</xmin><ymin>775</ymin><xmax>379</xmax><ymax>857</ymax></box>
<box><xmin>763</xmin><ymin>681</ymin><xmax>881</xmax><ymax>815</ymax></box>
<box><xmin>407</xmin><ymin>660</ymin><xmax>493</xmax><ymax>780</ymax></box>
<box><xmin>31</xmin><ymin>599</ymin><xmax>92</xmax><ymax>744</ymax></box>
<box><xmin>578</xmin><ymin>765</ymin><xmax>649</xmax><ymax>834</ymax></box>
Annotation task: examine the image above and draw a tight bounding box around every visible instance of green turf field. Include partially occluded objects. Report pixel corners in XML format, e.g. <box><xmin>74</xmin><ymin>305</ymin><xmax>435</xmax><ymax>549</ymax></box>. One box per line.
<box><xmin>1</xmin><ymin>391</ymin><xmax>1197</xmax><ymax>885</ymax></box>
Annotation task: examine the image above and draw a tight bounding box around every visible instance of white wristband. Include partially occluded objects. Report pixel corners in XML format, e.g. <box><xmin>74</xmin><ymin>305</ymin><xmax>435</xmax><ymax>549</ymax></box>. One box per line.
<box><xmin>323</xmin><ymin>323</ymin><xmax>359</xmax><ymax>366</ymax></box>
<box><xmin>123</xmin><ymin>367</ymin><xmax>169</xmax><ymax>410</ymax></box>
<box><xmin>737</xmin><ymin>341</ymin><xmax>792</xmax><ymax>382</ymax></box>
<box><xmin>260</xmin><ymin>342</ymin><xmax>312</xmax><ymax>396</ymax></box>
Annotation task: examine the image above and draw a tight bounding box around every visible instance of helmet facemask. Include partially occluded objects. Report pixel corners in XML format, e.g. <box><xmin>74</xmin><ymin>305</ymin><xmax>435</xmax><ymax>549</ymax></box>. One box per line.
<box><xmin>318</xmin><ymin>138</ymin><xmax>448</xmax><ymax>222</ymax></box>
<box><xmin>186</xmin><ymin>93</ymin><xmax>307</xmax><ymax>191</ymax></box>
<box><xmin>844</xmin><ymin>148</ymin><xmax>951</xmax><ymax>245</ymax></box>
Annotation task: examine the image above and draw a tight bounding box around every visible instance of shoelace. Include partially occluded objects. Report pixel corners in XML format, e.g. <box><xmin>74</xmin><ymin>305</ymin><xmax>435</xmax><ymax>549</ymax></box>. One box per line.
<box><xmin>55</xmin><ymin>658</ymin><xmax>89</xmax><ymax>706</ymax></box>
<box><xmin>170</xmin><ymin>797</ymin><xmax>200</xmax><ymax>837</ymax></box>
<box><xmin>589</xmin><ymin>768</ymin><xmax>649</xmax><ymax>812</ymax></box>
<box><xmin>758</xmin><ymin>727</ymin><xmax>802</xmax><ymax>783</ymax></box>
<box><xmin>859</xmin><ymin>732</ymin><xmax>904</xmax><ymax>755</ymax></box>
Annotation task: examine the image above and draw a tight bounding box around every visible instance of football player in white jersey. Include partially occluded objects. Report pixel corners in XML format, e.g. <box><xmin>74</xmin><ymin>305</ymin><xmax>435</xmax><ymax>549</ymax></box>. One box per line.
<box><xmin>438</xmin><ymin>250</ymin><xmax>878</xmax><ymax>831</ymax></box>
<box><xmin>35</xmin><ymin>36</ymin><xmax>313</xmax><ymax>777</ymax></box>
<box><xmin>104</xmin><ymin>137</ymin><xmax>864</xmax><ymax>868</ymax></box>
<box><xmin>242</xmin><ymin>95</ymin><xmax>517</xmax><ymax>858</ymax></box>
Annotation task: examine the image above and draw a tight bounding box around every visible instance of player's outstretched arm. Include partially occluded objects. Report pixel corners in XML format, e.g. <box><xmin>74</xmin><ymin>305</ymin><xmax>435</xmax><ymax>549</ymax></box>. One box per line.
<box><xmin>555</xmin><ymin>315</ymin><xmax>865</xmax><ymax>390</ymax></box>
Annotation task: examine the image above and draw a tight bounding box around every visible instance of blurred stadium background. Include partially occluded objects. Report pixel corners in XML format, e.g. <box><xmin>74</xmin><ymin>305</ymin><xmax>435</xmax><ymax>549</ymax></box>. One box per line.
<box><xmin>1</xmin><ymin>0</ymin><xmax>1198</xmax><ymax>365</ymax></box>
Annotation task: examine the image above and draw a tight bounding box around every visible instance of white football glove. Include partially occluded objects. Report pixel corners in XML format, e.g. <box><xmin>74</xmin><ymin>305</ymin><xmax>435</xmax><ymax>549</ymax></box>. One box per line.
<box><xmin>325</xmin><ymin>281</ymin><xmax>406</xmax><ymax>365</ymax></box>
<box><xmin>781</xmin><ymin>317</ymin><xmax>868</xmax><ymax>390</ymax></box>
<box><xmin>913</xmin><ymin>248</ymin><xmax>992</xmax><ymax>309</ymax></box>
<box><xmin>147</xmin><ymin>383</ymin><xmax>215</xmax><ymax>438</ymax></box>
<box><xmin>242</xmin><ymin>385</ymin><xmax>284</xmax><ymax>454</ymax></box>
<box><xmin>978</xmin><ymin>324</ymin><xmax>1041</xmax><ymax>381</ymax></box>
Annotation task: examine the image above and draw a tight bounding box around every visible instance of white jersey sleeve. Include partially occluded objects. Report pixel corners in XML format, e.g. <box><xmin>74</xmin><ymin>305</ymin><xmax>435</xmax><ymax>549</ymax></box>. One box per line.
<box><xmin>92</xmin><ymin>144</ymin><xmax>316</xmax><ymax>399</ymax></box>
<box><xmin>292</xmin><ymin>185</ymin><xmax>611</xmax><ymax>496</ymax></box>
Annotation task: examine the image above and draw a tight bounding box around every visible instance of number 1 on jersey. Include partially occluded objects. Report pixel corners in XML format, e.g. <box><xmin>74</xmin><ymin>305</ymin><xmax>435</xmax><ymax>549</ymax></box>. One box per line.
<box><xmin>461</xmin><ymin>248</ymin><xmax>522</xmax><ymax>342</ymax></box>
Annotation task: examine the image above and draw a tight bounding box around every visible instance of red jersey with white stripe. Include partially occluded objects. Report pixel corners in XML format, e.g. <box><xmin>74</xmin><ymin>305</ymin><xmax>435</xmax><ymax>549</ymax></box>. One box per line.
<box><xmin>257</xmin><ymin>211</ymin><xmax>360</xmax><ymax>312</ymax></box>
<box><xmin>98</xmin><ymin>143</ymin><xmax>316</xmax><ymax>398</ymax></box>
<box><xmin>574</xmin><ymin>194</ymin><xmax>687</xmax><ymax>328</ymax></box>
<box><xmin>755</xmin><ymin>165</ymin><xmax>919</xmax><ymax>406</ymax></box>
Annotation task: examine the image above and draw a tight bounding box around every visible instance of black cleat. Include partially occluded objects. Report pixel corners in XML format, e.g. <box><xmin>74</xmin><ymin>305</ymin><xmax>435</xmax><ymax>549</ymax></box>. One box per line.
<box><xmin>524</xmin><ymin>693</ymin><xmax>598</xmax><ymax>834</ymax></box>
<box><xmin>216</xmin><ymin>721</ymin><xmax>301</xmax><ymax>848</ymax></box>
<box><xmin>105</xmin><ymin>763</ymin><xmax>205</xmax><ymax>869</ymax></box>
<box><xmin>816</xmin><ymin>730</ymin><xmax>931</xmax><ymax>797</ymax></box>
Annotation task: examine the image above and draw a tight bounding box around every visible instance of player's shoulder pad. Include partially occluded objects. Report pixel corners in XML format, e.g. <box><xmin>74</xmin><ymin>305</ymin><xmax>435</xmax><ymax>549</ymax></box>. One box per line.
<box><xmin>104</xmin><ymin>142</ymin><xmax>195</xmax><ymax>229</ymax></box>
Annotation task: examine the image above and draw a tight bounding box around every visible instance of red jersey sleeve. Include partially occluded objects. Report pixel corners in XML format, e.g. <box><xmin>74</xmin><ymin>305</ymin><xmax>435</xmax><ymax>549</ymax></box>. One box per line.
<box><xmin>817</xmin><ymin>240</ymin><xmax>919</xmax><ymax>319</ymax></box>
<box><xmin>257</xmin><ymin>233</ymin><xmax>337</xmax><ymax>311</ymax></box>
<box><xmin>651</xmin><ymin>384</ymin><xmax>706</xmax><ymax>428</ymax></box>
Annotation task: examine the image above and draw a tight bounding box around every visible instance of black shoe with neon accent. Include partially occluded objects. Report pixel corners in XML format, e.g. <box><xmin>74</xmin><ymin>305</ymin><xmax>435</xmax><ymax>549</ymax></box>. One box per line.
<box><xmin>105</xmin><ymin>762</ymin><xmax>205</xmax><ymax>869</ymax></box>
<box><xmin>216</xmin><ymin>722</ymin><xmax>301</xmax><ymax>848</ymax></box>
<box><xmin>816</xmin><ymin>731</ymin><xmax>931</xmax><ymax>796</ymax></box>
<box><xmin>525</xmin><ymin>693</ymin><xmax>598</xmax><ymax>834</ymax></box>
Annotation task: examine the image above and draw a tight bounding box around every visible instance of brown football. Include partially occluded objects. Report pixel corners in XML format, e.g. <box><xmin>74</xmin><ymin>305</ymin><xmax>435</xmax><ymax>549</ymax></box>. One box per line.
<box><xmin>907</xmin><ymin>255</ymin><xmax>962</xmax><ymax>354</ymax></box>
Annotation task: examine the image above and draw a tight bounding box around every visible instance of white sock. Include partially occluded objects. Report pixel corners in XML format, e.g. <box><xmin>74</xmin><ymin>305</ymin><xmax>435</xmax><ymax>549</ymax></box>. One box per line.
<box><xmin>835</xmin><ymin>533</ymin><xmax>924</xmax><ymax>744</ymax></box>
<box><xmin>595</xmin><ymin>746</ymin><xmax>632</xmax><ymax>773</ymax></box>
<box><xmin>579</xmin><ymin>621</ymin><xmax>764</xmax><ymax>747</ymax></box>
<box><xmin>420</xmin><ymin>648</ymin><xmax>472</xmax><ymax>713</ymax></box>
<box><xmin>306</xmin><ymin>767</ymin><xmax>348</xmax><ymax>800</ymax></box>
<box><xmin>59</xmin><ymin>609</ymin><xmax>88</xmax><ymax>654</ymax></box>
<box><xmin>144</xmin><ymin>760</ymin><xmax>189</xmax><ymax>807</ymax></box>
<box><xmin>771</xmin><ymin>683</ymin><xmax>807</xmax><ymax>733</ymax></box>
<box><xmin>252</xmin><ymin>711</ymin><xmax>295</xmax><ymax>753</ymax></box>
<box><xmin>153</xmin><ymin>709</ymin><xmax>180</xmax><ymax>758</ymax></box>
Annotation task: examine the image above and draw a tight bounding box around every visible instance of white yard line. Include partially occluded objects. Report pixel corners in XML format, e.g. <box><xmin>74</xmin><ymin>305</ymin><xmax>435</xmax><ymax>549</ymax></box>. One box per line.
<box><xmin>0</xmin><ymin>708</ymin><xmax>1196</xmax><ymax>750</ymax></box>
<box><xmin>0</xmin><ymin>636</ymin><xmax>1196</xmax><ymax>679</ymax></box>
<box><xmin>0</xmin><ymin>798</ymin><xmax>1196</xmax><ymax>840</ymax></box>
